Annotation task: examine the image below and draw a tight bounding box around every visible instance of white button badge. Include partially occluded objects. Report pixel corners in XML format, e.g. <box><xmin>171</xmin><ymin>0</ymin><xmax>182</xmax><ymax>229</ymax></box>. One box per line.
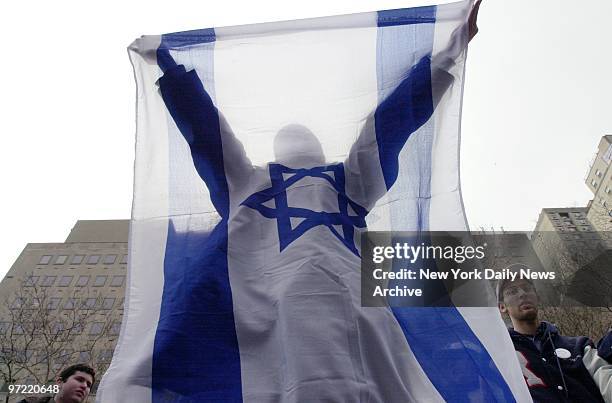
<box><xmin>555</xmin><ymin>348</ymin><xmax>571</xmax><ymax>359</ymax></box>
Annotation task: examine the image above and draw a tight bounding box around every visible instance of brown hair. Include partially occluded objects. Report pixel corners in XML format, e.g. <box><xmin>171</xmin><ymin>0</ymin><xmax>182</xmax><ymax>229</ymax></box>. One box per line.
<box><xmin>59</xmin><ymin>363</ymin><xmax>96</xmax><ymax>385</ymax></box>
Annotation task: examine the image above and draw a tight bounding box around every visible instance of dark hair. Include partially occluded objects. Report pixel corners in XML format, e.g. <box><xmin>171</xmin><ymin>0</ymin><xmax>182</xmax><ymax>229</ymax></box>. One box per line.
<box><xmin>59</xmin><ymin>363</ymin><xmax>96</xmax><ymax>385</ymax></box>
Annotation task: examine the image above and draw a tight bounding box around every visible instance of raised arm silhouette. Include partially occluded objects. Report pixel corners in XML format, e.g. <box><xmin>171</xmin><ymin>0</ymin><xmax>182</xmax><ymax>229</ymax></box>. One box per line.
<box><xmin>157</xmin><ymin>1</ymin><xmax>479</xmax><ymax>230</ymax></box>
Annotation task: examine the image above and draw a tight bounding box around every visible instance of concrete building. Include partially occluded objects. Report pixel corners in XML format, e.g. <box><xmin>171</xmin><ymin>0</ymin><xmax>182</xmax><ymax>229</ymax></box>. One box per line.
<box><xmin>473</xmin><ymin>231</ymin><xmax>544</xmax><ymax>272</ymax></box>
<box><xmin>584</xmin><ymin>135</ymin><xmax>612</xmax><ymax>244</ymax></box>
<box><xmin>0</xmin><ymin>220</ymin><xmax>129</xmax><ymax>401</ymax></box>
<box><xmin>531</xmin><ymin>208</ymin><xmax>609</xmax><ymax>306</ymax></box>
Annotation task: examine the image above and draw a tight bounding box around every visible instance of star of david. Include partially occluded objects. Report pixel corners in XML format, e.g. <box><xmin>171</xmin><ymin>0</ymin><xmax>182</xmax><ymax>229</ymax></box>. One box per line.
<box><xmin>241</xmin><ymin>163</ymin><xmax>368</xmax><ymax>256</ymax></box>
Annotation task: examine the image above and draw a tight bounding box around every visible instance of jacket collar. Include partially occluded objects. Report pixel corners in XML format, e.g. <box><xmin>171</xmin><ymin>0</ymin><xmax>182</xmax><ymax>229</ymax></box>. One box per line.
<box><xmin>509</xmin><ymin>321</ymin><xmax>558</xmax><ymax>340</ymax></box>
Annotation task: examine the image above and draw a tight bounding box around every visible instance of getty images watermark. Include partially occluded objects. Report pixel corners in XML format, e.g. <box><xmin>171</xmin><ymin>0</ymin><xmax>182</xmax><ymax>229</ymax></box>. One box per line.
<box><xmin>361</xmin><ymin>232</ymin><xmax>562</xmax><ymax>307</ymax></box>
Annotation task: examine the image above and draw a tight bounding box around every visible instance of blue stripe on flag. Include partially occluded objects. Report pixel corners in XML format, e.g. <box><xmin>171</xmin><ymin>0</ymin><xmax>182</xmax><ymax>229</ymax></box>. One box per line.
<box><xmin>152</xmin><ymin>222</ymin><xmax>242</xmax><ymax>402</ymax></box>
<box><xmin>378</xmin><ymin>6</ymin><xmax>437</xmax><ymax>27</ymax></box>
<box><xmin>162</xmin><ymin>28</ymin><xmax>216</xmax><ymax>48</ymax></box>
<box><xmin>392</xmin><ymin>306</ymin><xmax>516</xmax><ymax>402</ymax></box>
<box><xmin>374</xmin><ymin>55</ymin><xmax>434</xmax><ymax>190</ymax></box>
<box><xmin>157</xmin><ymin>30</ymin><xmax>216</xmax><ymax>73</ymax></box>
<box><xmin>375</xmin><ymin>7</ymin><xmax>516</xmax><ymax>402</ymax></box>
<box><xmin>152</xmin><ymin>33</ymin><xmax>242</xmax><ymax>402</ymax></box>
<box><xmin>157</xmin><ymin>37</ymin><xmax>228</xmax><ymax>216</ymax></box>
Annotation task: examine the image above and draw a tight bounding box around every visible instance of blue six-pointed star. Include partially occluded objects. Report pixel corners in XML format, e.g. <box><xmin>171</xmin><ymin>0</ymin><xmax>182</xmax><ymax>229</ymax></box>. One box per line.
<box><xmin>241</xmin><ymin>163</ymin><xmax>368</xmax><ymax>256</ymax></box>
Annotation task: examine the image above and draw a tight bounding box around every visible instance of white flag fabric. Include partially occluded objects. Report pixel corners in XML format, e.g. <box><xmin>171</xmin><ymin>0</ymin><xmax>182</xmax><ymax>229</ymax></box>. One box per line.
<box><xmin>99</xmin><ymin>1</ymin><xmax>531</xmax><ymax>401</ymax></box>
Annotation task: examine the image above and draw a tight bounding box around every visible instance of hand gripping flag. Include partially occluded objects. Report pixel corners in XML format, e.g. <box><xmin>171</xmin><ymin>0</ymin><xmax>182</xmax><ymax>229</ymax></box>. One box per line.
<box><xmin>99</xmin><ymin>1</ymin><xmax>532</xmax><ymax>401</ymax></box>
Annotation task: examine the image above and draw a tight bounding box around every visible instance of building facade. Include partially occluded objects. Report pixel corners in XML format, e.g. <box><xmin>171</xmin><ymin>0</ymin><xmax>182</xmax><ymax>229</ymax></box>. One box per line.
<box><xmin>584</xmin><ymin>135</ymin><xmax>612</xmax><ymax>247</ymax></box>
<box><xmin>0</xmin><ymin>220</ymin><xmax>129</xmax><ymax>401</ymax></box>
<box><xmin>531</xmin><ymin>207</ymin><xmax>609</xmax><ymax>306</ymax></box>
<box><xmin>472</xmin><ymin>231</ymin><xmax>555</xmax><ymax>305</ymax></box>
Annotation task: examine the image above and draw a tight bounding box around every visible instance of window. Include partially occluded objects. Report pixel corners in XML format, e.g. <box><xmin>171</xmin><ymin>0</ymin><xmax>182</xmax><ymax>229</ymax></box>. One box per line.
<box><xmin>16</xmin><ymin>350</ymin><xmax>34</xmax><ymax>363</ymax></box>
<box><xmin>89</xmin><ymin>322</ymin><xmax>104</xmax><ymax>335</ymax></box>
<box><xmin>559</xmin><ymin>212</ymin><xmax>570</xmax><ymax>218</ymax></box>
<box><xmin>24</xmin><ymin>350</ymin><xmax>34</xmax><ymax>362</ymax></box>
<box><xmin>86</xmin><ymin>255</ymin><xmax>100</xmax><ymax>265</ymax></box>
<box><xmin>596</xmin><ymin>169</ymin><xmax>602</xmax><ymax>177</ymax></box>
<box><xmin>98</xmin><ymin>349</ymin><xmax>113</xmax><ymax>362</ymax></box>
<box><xmin>592</xmin><ymin>179</ymin><xmax>598</xmax><ymax>187</ymax></box>
<box><xmin>509</xmin><ymin>247</ymin><xmax>523</xmax><ymax>257</ymax></box>
<box><xmin>102</xmin><ymin>298</ymin><xmax>115</xmax><ymax>310</ymax></box>
<box><xmin>14</xmin><ymin>350</ymin><xmax>26</xmax><ymax>362</ymax></box>
<box><xmin>93</xmin><ymin>275</ymin><xmax>107</xmax><ymax>287</ymax></box>
<box><xmin>14</xmin><ymin>350</ymin><xmax>28</xmax><ymax>363</ymax></box>
<box><xmin>64</xmin><ymin>298</ymin><xmax>77</xmax><ymax>310</ymax></box>
<box><xmin>110</xmin><ymin>321</ymin><xmax>121</xmax><ymax>335</ymax></box>
<box><xmin>58</xmin><ymin>349</ymin><xmax>73</xmax><ymax>363</ymax></box>
<box><xmin>83</xmin><ymin>298</ymin><xmax>97</xmax><ymax>309</ymax></box>
<box><xmin>70</xmin><ymin>323</ymin><xmax>83</xmax><ymax>335</ymax></box>
<box><xmin>121</xmin><ymin>254</ymin><xmax>128</xmax><ymax>264</ymax></box>
<box><xmin>39</xmin><ymin>255</ymin><xmax>52</xmax><ymax>265</ymax></box>
<box><xmin>71</xmin><ymin>255</ymin><xmax>85</xmax><ymax>265</ymax></box>
<box><xmin>58</xmin><ymin>275</ymin><xmax>73</xmax><ymax>287</ymax></box>
<box><xmin>55</xmin><ymin>255</ymin><xmax>68</xmax><ymax>265</ymax></box>
<box><xmin>11</xmin><ymin>298</ymin><xmax>25</xmax><ymax>309</ymax></box>
<box><xmin>110</xmin><ymin>275</ymin><xmax>125</xmax><ymax>287</ymax></box>
<box><xmin>41</xmin><ymin>275</ymin><xmax>57</xmax><ymax>287</ymax></box>
<box><xmin>47</xmin><ymin>298</ymin><xmax>61</xmax><ymax>310</ymax></box>
<box><xmin>103</xmin><ymin>254</ymin><xmax>117</xmax><ymax>265</ymax></box>
<box><xmin>76</xmin><ymin>275</ymin><xmax>90</xmax><ymax>287</ymax></box>
<box><xmin>14</xmin><ymin>324</ymin><xmax>25</xmax><ymax>334</ymax></box>
<box><xmin>606</xmin><ymin>187</ymin><xmax>611</xmax><ymax>194</ymax></box>
<box><xmin>31</xmin><ymin>298</ymin><xmax>41</xmax><ymax>308</ymax></box>
<box><xmin>24</xmin><ymin>276</ymin><xmax>39</xmax><ymax>287</ymax></box>
<box><xmin>52</xmin><ymin>322</ymin><xmax>64</xmax><ymax>335</ymax></box>
<box><xmin>36</xmin><ymin>350</ymin><xmax>48</xmax><ymax>364</ymax></box>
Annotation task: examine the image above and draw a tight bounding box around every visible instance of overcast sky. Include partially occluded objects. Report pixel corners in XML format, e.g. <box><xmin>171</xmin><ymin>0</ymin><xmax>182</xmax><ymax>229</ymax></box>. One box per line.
<box><xmin>1</xmin><ymin>0</ymin><xmax>610</xmax><ymax>278</ymax></box>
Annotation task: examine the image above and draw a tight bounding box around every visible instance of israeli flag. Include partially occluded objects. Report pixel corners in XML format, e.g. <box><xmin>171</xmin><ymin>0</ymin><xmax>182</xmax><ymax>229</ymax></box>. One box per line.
<box><xmin>99</xmin><ymin>1</ymin><xmax>531</xmax><ymax>401</ymax></box>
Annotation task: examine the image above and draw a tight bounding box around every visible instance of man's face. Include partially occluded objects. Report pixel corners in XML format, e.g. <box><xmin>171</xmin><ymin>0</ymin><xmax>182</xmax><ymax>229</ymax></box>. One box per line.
<box><xmin>499</xmin><ymin>280</ymin><xmax>538</xmax><ymax>321</ymax></box>
<box><xmin>57</xmin><ymin>370</ymin><xmax>93</xmax><ymax>403</ymax></box>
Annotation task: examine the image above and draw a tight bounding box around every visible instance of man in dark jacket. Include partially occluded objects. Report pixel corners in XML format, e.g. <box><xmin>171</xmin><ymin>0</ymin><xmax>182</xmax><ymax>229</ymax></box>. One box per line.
<box><xmin>497</xmin><ymin>264</ymin><xmax>605</xmax><ymax>403</ymax></box>
<box><xmin>17</xmin><ymin>363</ymin><xmax>95</xmax><ymax>403</ymax></box>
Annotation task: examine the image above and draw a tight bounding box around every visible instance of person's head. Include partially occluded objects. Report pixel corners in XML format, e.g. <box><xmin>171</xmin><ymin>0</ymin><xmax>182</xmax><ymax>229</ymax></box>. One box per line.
<box><xmin>55</xmin><ymin>363</ymin><xmax>95</xmax><ymax>403</ymax></box>
<box><xmin>273</xmin><ymin>124</ymin><xmax>325</xmax><ymax>167</ymax></box>
<box><xmin>497</xmin><ymin>270</ymin><xmax>539</xmax><ymax>323</ymax></box>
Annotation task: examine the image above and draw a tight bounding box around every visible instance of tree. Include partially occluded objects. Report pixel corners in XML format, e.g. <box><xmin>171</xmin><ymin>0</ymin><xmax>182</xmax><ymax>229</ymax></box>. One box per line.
<box><xmin>0</xmin><ymin>276</ymin><xmax>118</xmax><ymax>403</ymax></box>
<box><xmin>539</xmin><ymin>306</ymin><xmax>611</xmax><ymax>342</ymax></box>
<box><xmin>529</xmin><ymin>229</ymin><xmax>612</xmax><ymax>341</ymax></box>
<box><xmin>476</xmin><ymin>230</ymin><xmax>612</xmax><ymax>341</ymax></box>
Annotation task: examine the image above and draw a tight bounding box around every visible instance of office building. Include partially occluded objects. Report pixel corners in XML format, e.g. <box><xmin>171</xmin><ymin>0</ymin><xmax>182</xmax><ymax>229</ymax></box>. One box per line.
<box><xmin>532</xmin><ymin>208</ymin><xmax>608</xmax><ymax>305</ymax></box>
<box><xmin>0</xmin><ymin>220</ymin><xmax>129</xmax><ymax>401</ymax></box>
<box><xmin>584</xmin><ymin>135</ymin><xmax>612</xmax><ymax>246</ymax></box>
